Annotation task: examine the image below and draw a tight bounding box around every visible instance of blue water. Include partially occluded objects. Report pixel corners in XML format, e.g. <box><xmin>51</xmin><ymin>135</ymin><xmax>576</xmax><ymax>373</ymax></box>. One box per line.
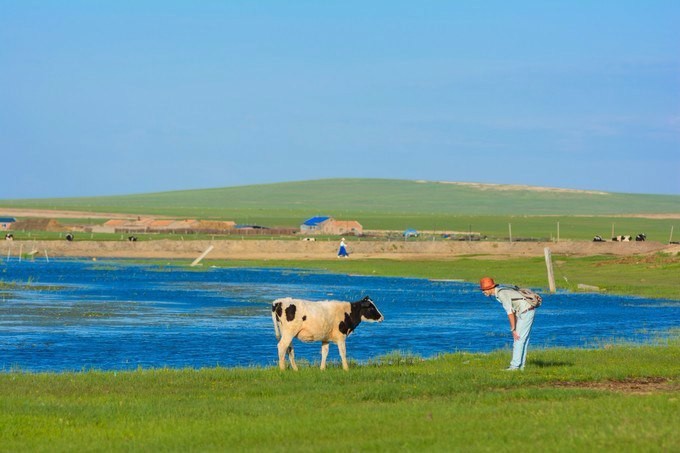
<box><xmin>1</xmin><ymin>259</ymin><xmax>678</xmax><ymax>372</ymax></box>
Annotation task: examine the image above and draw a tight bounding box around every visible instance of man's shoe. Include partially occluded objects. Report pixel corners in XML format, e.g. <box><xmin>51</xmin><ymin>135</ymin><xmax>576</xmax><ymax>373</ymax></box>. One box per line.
<box><xmin>503</xmin><ymin>367</ymin><xmax>519</xmax><ymax>371</ymax></box>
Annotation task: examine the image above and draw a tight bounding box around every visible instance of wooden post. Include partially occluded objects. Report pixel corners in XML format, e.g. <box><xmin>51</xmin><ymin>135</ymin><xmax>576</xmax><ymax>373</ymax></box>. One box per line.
<box><xmin>508</xmin><ymin>223</ymin><xmax>512</xmax><ymax>243</ymax></box>
<box><xmin>191</xmin><ymin>245</ymin><xmax>214</xmax><ymax>267</ymax></box>
<box><xmin>44</xmin><ymin>249</ymin><xmax>49</xmax><ymax>262</ymax></box>
<box><xmin>670</xmin><ymin>226</ymin><xmax>674</xmax><ymax>244</ymax></box>
<box><xmin>557</xmin><ymin>221</ymin><xmax>560</xmax><ymax>242</ymax></box>
<box><xmin>544</xmin><ymin>247</ymin><xmax>556</xmax><ymax>293</ymax></box>
<box><xmin>611</xmin><ymin>223</ymin><xmax>615</xmax><ymax>239</ymax></box>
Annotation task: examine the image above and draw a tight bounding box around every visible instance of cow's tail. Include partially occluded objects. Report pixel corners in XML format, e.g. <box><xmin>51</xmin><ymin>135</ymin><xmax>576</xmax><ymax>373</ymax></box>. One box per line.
<box><xmin>272</xmin><ymin>304</ymin><xmax>281</xmax><ymax>340</ymax></box>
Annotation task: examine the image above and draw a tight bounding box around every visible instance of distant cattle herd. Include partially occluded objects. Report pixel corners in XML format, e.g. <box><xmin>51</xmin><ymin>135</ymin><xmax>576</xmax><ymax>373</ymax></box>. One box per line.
<box><xmin>593</xmin><ymin>233</ymin><xmax>646</xmax><ymax>242</ymax></box>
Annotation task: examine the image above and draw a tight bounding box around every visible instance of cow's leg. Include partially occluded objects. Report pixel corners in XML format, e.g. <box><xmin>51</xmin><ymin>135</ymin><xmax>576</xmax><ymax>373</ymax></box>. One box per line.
<box><xmin>320</xmin><ymin>342</ymin><xmax>330</xmax><ymax>370</ymax></box>
<box><xmin>336</xmin><ymin>339</ymin><xmax>349</xmax><ymax>371</ymax></box>
<box><xmin>287</xmin><ymin>344</ymin><xmax>298</xmax><ymax>371</ymax></box>
<box><xmin>277</xmin><ymin>335</ymin><xmax>294</xmax><ymax>370</ymax></box>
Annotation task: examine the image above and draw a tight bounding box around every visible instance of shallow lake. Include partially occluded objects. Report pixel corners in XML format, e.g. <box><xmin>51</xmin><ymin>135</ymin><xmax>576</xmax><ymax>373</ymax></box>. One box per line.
<box><xmin>1</xmin><ymin>259</ymin><xmax>678</xmax><ymax>372</ymax></box>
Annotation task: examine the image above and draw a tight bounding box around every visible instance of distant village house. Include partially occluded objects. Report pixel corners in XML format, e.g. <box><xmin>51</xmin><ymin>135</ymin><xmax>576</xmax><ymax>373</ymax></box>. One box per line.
<box><xmin>0</xmin><ymin>217</ymin><xmax>16</xmax><ymax>230</ymax></box>
<box><xmin>300</xmin><ymin>216</ymin><xmax>363</xmax><ymax>236</ymax></box>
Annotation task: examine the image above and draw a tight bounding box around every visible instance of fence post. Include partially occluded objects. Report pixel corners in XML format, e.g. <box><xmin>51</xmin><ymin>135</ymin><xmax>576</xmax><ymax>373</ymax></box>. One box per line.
<box><xmin>544</xmin><ymin>247</ymin><xmax>556</xmax><ymax>293</ymax></box>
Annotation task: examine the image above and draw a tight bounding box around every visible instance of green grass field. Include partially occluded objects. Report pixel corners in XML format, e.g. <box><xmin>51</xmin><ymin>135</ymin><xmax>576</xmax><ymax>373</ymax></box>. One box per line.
<box><xmin>2</xmin><ymin>338</ymin><xmax>678</xmax><ymax>451</ymax></box>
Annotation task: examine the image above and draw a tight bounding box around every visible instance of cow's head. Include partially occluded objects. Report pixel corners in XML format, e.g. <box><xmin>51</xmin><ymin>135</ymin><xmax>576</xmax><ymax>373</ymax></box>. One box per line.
<box><xmin>357</xmin><ymin>296</ymin><xmax>384</xmax><ymax>322</ymax></box>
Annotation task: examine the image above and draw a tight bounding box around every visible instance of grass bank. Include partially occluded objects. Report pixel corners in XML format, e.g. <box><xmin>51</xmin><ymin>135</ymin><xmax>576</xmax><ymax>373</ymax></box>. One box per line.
<box><xmin>1</xmin><ymin>338</ymin><xmax>678</xmax><ymax>451</ymax></box>
<box><xmin>201</xmin><ymin>252</ymin><xmax>680</xmax><ymax>300</ymax></box>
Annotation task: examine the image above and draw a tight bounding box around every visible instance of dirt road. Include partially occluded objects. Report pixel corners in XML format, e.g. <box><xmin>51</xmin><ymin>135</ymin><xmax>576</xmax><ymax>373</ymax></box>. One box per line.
<box><xmin>3</xmin><ymin>239</ymin><xmax>677</xmax><ymax>261</ymax></box>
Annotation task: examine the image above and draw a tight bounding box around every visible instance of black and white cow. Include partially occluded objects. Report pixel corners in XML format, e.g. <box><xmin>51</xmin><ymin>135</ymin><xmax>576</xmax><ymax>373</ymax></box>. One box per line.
<box><xmin>612</xmin><ymin>235</ymin><xmax>631</xmax><ymax>242</ymax></box>
<box><xmin>271</xmin><ymin>296</ymin><xmax>384</xmax><ymax>371</ymax></box>
<box><xmin>635</xmin><ymin>233</ymin><xmax>647</xmax><ymax>241</ymax></box>
<box><xmin>593</xmin><ymin>235</ymin><xmax>605</xmax><ymax>242</ymax></box>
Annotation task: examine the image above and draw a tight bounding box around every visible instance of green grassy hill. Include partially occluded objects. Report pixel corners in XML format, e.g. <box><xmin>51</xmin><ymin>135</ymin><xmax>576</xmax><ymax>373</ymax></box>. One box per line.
<box><xmin>1</xmin><ymin>179</ymin><xmax>678</xmax><ymax>237</ymax></box>
<box><xmin>2</xmin><ymin>178</ymin><xmax>679</xmax><ymax>216</ymax></box>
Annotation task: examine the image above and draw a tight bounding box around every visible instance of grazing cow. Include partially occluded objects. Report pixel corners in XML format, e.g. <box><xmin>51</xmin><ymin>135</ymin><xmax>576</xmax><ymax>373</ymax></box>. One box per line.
<box><xmin>65</xmin><ymin>233</ymin><xmax>74</xmax><ymax>242</ymax></box>
<box><xmin>5</xmin><ymin>233</ymin><xmax>13</xmax><ymax>241</ymax></box>
<box><xmin>271</xmin><ymin>296</ymin><xmax>384</xmax><ymax>371</ymax></box>
<box><xmin>592</xmin><ymin>235</ymin><xmax>605</xmax><ymax>242</ymax></box>
<box><xmin>612</xmin><ymin>235</ymin><xmax>631</xmax><ymax>242</ymax></box>
<box><xmin>635</xmin><ymin>233</ymin><xmax>647</xmax><ymax>241</ymax></box>
<box><xmin>128</xmin><ymin>236</ymin><xmax>137</xmax><ymax>242</ymax></box>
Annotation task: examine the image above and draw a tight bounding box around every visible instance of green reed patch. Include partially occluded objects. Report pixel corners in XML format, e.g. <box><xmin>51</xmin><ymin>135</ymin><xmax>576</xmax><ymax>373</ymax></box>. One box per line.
<box><xmin>0</xmin><ymin>279</ymin><xmax>68</xmax><ymax>300</ymax></box>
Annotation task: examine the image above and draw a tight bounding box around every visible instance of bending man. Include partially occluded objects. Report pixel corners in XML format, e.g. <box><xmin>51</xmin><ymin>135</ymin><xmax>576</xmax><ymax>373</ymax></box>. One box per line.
<box><xmin>480</xmin><ymin>277</ymin><xmax>538</xmax><ymax>371</ymax></box>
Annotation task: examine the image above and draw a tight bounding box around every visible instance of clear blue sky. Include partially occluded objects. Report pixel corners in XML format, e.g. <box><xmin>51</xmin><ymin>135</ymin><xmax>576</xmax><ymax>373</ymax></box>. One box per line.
<box><xmin>2</xmin><ymin>1</ymin><xmax>679</xmax><ymax>198</ymax></box>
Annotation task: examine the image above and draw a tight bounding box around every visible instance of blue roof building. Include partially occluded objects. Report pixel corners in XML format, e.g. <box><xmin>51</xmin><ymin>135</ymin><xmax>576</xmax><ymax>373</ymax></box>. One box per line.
<box><xmin>303</xmin><ymin>216</ymin><xmax>330</xmax><ymax>226</ymax></box>
<box><xmin>0</xmin><ymin>217</ymin><xmax>16</xmax><ymax>230</ymax></box>
<box><xmin>300</xmin><ymin>216</ymin><xmax>331</xmax><ymax>233</ymax></box>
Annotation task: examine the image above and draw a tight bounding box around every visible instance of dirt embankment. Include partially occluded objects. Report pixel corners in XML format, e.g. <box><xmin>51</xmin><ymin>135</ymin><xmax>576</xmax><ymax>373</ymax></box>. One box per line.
<box><xmin>3</xmin><ymin>239</ymin><xmax>677</xmax><ymax>261</ymax></box>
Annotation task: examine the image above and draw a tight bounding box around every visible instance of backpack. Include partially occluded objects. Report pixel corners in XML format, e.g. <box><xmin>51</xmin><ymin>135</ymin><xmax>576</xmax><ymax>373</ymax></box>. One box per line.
<box><xmin>498</xmin><ymin>285</ymin><xmax>543</xmax><ymax>308</ymax></box>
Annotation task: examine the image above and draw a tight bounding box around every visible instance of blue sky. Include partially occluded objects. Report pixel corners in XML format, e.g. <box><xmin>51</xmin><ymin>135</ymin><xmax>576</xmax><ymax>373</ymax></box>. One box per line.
<box><xmin>2</xmin><ymin>1</ymin><xmax>679</xmax><ymax>198</ymax></box>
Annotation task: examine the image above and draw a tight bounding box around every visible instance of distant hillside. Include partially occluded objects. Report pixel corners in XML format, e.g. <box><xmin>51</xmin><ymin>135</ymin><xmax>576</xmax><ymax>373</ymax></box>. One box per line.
<box><xmin>1</xmin><ymin>179</ymin><xmax>678</xmax><ymax>226</ymax></box>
